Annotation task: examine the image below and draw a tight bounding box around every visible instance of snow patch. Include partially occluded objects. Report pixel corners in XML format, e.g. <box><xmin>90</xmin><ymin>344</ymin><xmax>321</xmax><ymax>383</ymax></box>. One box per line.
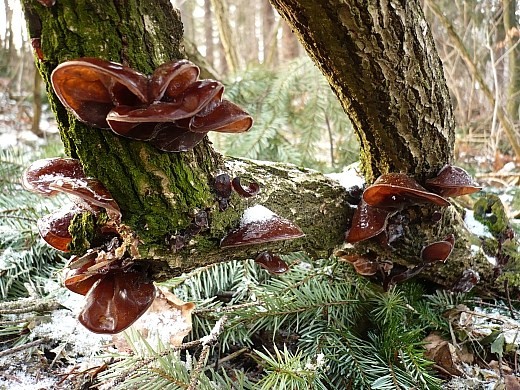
<box><xmin>0</xmin><ymin>369</ymin><xmax>57</xmax><ymax>390</ymax></box>
<box><xmin>241</xmin><ymin>205</ymin><xmax>277</xmax><ymax>226</ymax></box>
<box><xmin>464</xmin><ymin>210</ymin><xmax>493</xmax><ymax>238</ymax></box>
<box><xmin>326</xmin><ymin>164</ymin><xmax>364</xmax><ymax>191</ymax></box>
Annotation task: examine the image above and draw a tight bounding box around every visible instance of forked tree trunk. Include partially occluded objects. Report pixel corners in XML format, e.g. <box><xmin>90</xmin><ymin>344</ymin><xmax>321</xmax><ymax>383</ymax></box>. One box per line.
<box><xmin>20</xmin><ymin>0</ymin><xmax>516</xmax><ymax>295</ymax></box>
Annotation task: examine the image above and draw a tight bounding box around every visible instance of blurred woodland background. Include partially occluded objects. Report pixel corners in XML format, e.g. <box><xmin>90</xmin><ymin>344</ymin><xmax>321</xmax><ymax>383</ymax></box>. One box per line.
<box><xmin>1</xmin><ymin>0</ymin><xmax>520</xmax><ymax>389</ymax></box>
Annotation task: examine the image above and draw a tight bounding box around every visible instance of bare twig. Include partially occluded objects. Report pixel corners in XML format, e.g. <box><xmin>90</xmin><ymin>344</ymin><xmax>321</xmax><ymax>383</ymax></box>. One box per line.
<box><xmin>0</xmin><ymin>338</ymin><xmax>46</xmax><ymax>358</ymax></box>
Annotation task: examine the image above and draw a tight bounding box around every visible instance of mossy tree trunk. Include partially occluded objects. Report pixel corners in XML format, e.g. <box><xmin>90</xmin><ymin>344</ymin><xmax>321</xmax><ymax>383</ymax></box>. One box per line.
<box><xmin>21</xmin><ymin>1</ymin><xmax>517</xmax><ymax>294</ymax></box>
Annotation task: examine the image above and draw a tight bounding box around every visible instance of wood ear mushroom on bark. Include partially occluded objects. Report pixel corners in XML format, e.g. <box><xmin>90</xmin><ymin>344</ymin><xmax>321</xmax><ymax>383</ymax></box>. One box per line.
<box><xmin>22</xmin><ymin>157</ymin><xmax>120</xmax><ymax>251</ymax></box>
<box><xmin>344</xmin><ymin>168</ymin><xmax>481</xmax><ymax>285</ymax></box>
<box><xmin>22</xmin><ymin>158</ymin><xmax>155</xmax><ymax>334</ymax></box>
<box><xmin>51</xmin><ymin>58</ymin><xmax>253</xmax><ymax>152</ymax></box>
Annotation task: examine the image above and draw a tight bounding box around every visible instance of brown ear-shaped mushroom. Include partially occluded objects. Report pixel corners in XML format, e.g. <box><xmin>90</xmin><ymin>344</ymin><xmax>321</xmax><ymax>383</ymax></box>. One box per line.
<box><xmin>149</xmin><ymin>123</ymin><xmax>208</xmax><ymax>152</ymax></box>
<box><xmin>51</xmin><ymin>58</ymin><xmax>149</xmax><ymax>128</ymax></box>
<box><xmin>78</xmin><ymin>270</ymin><xmax>156</xmax><ymax>334</ymax></box>
<box><xmin>190</xmin><ymin>99</ymin><xmax>253</xmax><ymax>133</ymax></box>
<box><xmin>37</xmin><ymin>204</ymin><xmax>82</xmax><ymax>252</ymax></box>
<box><xmin>220</xmin><ymin>205</ymin><xmax>304</xmax><ymax>248</ymax></box>
<box><xmin>64</xmin><ymin>252</ymin><xmax>102</xmax><ymax>295</ymax></box>
<box><xmin>231</xmin><ymin>177</ymin><xmax>260</xmax><ymax>198</ymax></box>
<box><xmin>22</xmin><ymin>158</ymin><xmax>86</xmax><ymax>196</ymax></box>
<box><xmin>50</xmin><ymin>177</ymin><xmax>121</xmax><ymax>222</ymax></box>
<box><xmin>363</xmin><ymin>173</ymin><xmax>449</xmax><ymax>210</ymax></box>
<box><xmin>338</xmin><ymin>253</ymin><xmax>380</xmax><ymax>276</ymax></box>
<box><xmin>425</xmin><ymin>165</ymin><xmax>482</xmax><ymax>197</ymax></box>
<box><xmin>107</xmin><ymin>80</ymin><xmax>223</xmax><ymax>125</ymax></box>
<box><xmin>23</xmin><ymin>158</ymin><xmax>121</xmax><ymax>222</ymax></box>
<box><xmin>254</xmin><ymin>251</ymin><xmax>289</xmax><ymax>274</ymax></box>
<box><xmin>345</xmin><ymin>200</ymin><xmax>390</xmax><ymax>243</ymax></box>
<box><xmin>148</xmin><ymin>60</ymin><xmax>200</xmax><ymax>102</ymax></box>
<box><xmin>421</xmin><ymin>234</ymin><xmax>455</xmax><ymax>264</ymax></box>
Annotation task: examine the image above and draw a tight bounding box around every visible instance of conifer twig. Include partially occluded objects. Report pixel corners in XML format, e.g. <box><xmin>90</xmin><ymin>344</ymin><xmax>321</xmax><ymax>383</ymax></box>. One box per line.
<box><xmin>187</xmin><ymin>316</ymin><xmax>227</xmax><ymax>390</ymax></box>
<box><xmin>0</xmin><ymin>338</ymin><xmax>46</xmax><ymax>358</ymax></box>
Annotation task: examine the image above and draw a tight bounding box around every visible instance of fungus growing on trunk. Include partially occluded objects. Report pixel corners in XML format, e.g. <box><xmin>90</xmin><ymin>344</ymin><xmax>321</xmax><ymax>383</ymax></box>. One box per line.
<box><xmin>220</xmin><ymin>205</ymin><xmax>304</xmax><ymax>248</ymax></box>
<box><xmin>214</xmin><ymin>173</ymin><xmax>232</xmax><ymax>211</ymax></box>
<box><xmin>425</xmin><ymin>165</ymin><xmax>481</xmax><ymax>197</ymax></box>
<box><xmin>421</xmin><ymin>234</ymin><xmax>455</xmax><ymax>264</ymax></box>
<box><xmin>78</xmin><ymin>269</ymin><xmax>156</xmax><ymax>334</ymax></box>
<box><xmin>37</xmin><ymin>205</ymin><xmax>82</xmax><ymax>252</ymax></box>
<box><xmin>231</xmin><ymin>177</ymin><xmax>260</xmax><ymax>198</ymax></box>
<box><xmin>254</xmin><ymin>251</ymin><xmax>289</xmax><ymax>274</ymax></box>
<box><xmin>22</xmin><ymin>158</ymin><xmax>121</xmax><ymax>251</ymax></box>
<box><xmin>64</xmin><ymin>251</ymin><xmax>156</xmax><ymax>334</ymax></box>
<box><xmin>363</xmin><ymin>173</ymin><xmax>449</xmax><ymax>210</ymax></box>
<box><xmin>51</xmin><ymin>58</ymin><xmax>253</xmax><ymax>152</ymax></box>
<box><xmin>345</xmin><ymin>200</ymin><xmax>390</xmax><ymax>244</ymax></box>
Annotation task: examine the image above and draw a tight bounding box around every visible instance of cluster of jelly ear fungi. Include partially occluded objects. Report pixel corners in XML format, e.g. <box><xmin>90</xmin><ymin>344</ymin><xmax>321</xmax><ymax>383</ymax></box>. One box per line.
<box><xmin>22</xmin><ymin>158</ymin><xmax>156</xmax><ymax>334</ymax></box>
<box><xmin>51</xmin><ymin>58</ymin><xmax>253</xmax><ymax>152</ymax></box>
<box><xmin>342</xmin><ymin>165</ymin><xmax>481</xmax><ymax>287</ymax></box>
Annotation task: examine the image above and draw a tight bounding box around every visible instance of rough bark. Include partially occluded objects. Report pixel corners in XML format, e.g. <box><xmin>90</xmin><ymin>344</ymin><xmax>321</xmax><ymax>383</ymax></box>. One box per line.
<box><xmin>20</xmin><ymin>1</ymin><xmax>517</xmax><ymax>295</ymax></box>
<box><xmin>504</xmin><ymin>0</ymin><xmax>520</xmax><ymax>121</ymax></box>
<box><xmin>270</xmin><ymin>0</ymin><xmax>454</xmax><ymax>183</ymax></box>
<box><xmin>30</xmin><ymin>66</ymin><xmax>43</xmax><ymax>137</ymax></box>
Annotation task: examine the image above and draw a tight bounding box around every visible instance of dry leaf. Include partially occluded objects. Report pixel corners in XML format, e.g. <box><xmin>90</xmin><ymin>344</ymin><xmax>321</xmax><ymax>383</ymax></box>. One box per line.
<box><xmin>504</xmin><ymin>375</ymin><xmax>520</xmax><ymax>390</ymax></box>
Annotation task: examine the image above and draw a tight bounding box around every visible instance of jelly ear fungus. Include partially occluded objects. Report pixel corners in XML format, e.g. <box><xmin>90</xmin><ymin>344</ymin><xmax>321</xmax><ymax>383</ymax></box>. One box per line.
<box><xmin>51</xmin><ymin>58</ymin><xmax>253</xmax><ymax>152</ymax></box>
<box><xmin>220</xmin><ymin>205</ymin><xmax>304</xmax><ymax>248</ymax></box>
<box><xmin>22</xmin><ymin>158</ymin><xmax>120</xmax><ymax>252</ymax></box>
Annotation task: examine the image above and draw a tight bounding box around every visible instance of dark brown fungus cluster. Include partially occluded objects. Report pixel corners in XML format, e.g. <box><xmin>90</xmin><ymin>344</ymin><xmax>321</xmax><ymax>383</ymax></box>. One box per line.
<box><xmin>254</xmin><ymin>251</ymin><xmax>289</xmax><ymax>274</ymax></box>
<box><xmin>51</xmin><ymin>58</ymin><xmax>253</xmax><ymax>152</ymax></box>
<box><xmin>65</xmin><ymin>250</ymin><xmax>155</xmax><ymax>334</ymax></box>
<box><xmin>220</xmin><ymin>205</ymin><xmax>304</xmax><ymax>248</ymax></box>
<box><xmin>22</xmin><ymin>158</ymin><xmax>153</xmax><ymax>334</ymax></box>
<box><xmin>22</xmin><ymin>158</ymin><xmax>121</xmax><ymax>251</ymax></box>
<box><xmin>213</xmin><ymin>173</ymin><xmax>260</xmax><ymax>211</ymax></box>
<box><xmin>166</xmin><ymin>209</ymin><xmax>209</xmax><ymax>252</ymax></box>
<box><xmin>344</xmin><ymin>167</ymin><xmax>481</xmax><ymax>286</ymax></box>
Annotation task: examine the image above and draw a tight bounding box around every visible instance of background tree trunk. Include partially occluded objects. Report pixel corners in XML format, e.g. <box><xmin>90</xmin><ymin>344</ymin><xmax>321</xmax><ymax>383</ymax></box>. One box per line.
<box><xmin>504</xmin><ymin>0</ymin><xmax>520</xmax><ymax>122</ymax></box>
<box><xmin>262</xmin><ymin>0</ymin><xmax>279</xmax><ymax>67</ymax></box>
<box><xmin>209</xmin><ymin>0</ymin><xmax>241</xmax><ymax>74</ymax></box>
<box><xmin>270</xmin><ymin>0</ymin><xmax>454</xmax><ymax>182</ymax></box>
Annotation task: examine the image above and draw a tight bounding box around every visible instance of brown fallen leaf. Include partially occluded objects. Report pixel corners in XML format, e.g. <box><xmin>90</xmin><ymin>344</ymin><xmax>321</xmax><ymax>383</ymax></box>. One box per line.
<box><xmin>504</xmin><ymin>375</ymin><xmax>520</xmax><ymax>390</ymax></box>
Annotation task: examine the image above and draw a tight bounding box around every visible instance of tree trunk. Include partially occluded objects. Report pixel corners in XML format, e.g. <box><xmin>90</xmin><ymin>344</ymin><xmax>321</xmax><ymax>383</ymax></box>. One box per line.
<box><xmin>281</xmin><ymin>20</ymin><xmax>300</xmax><ymax>61</ymax></box>
<box><xmin>262</xmin><ymin>0</ymin><xmax>278</xmax><ymax>67</ymax></box>
<box><xmin>270</xmin><ymin>0</ymin><xmax>454</xmax><ymax>183</ymax></box>
<box><xmin>504</xmin><ymin>0</ymin><xmax>520</xmax><ymax>122</ymax></box>
<box><xmin>203</xmin><ymin>0</ymin><xmax>215</xmax><ymax>67</ymax></box>
<box><xmin>30</xmin><ymin>64</ymin><xmax>43</xmax><ymax>137</ymax></box>
<box><xmin>20</xmin><ymin>0</ymin><xmax>516</xmax><ymax>295</ymax></box>
<box><xmin>209</xmin><ymin>0</ymin><xmax>241</xmax><ymax>74</ymax></box>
